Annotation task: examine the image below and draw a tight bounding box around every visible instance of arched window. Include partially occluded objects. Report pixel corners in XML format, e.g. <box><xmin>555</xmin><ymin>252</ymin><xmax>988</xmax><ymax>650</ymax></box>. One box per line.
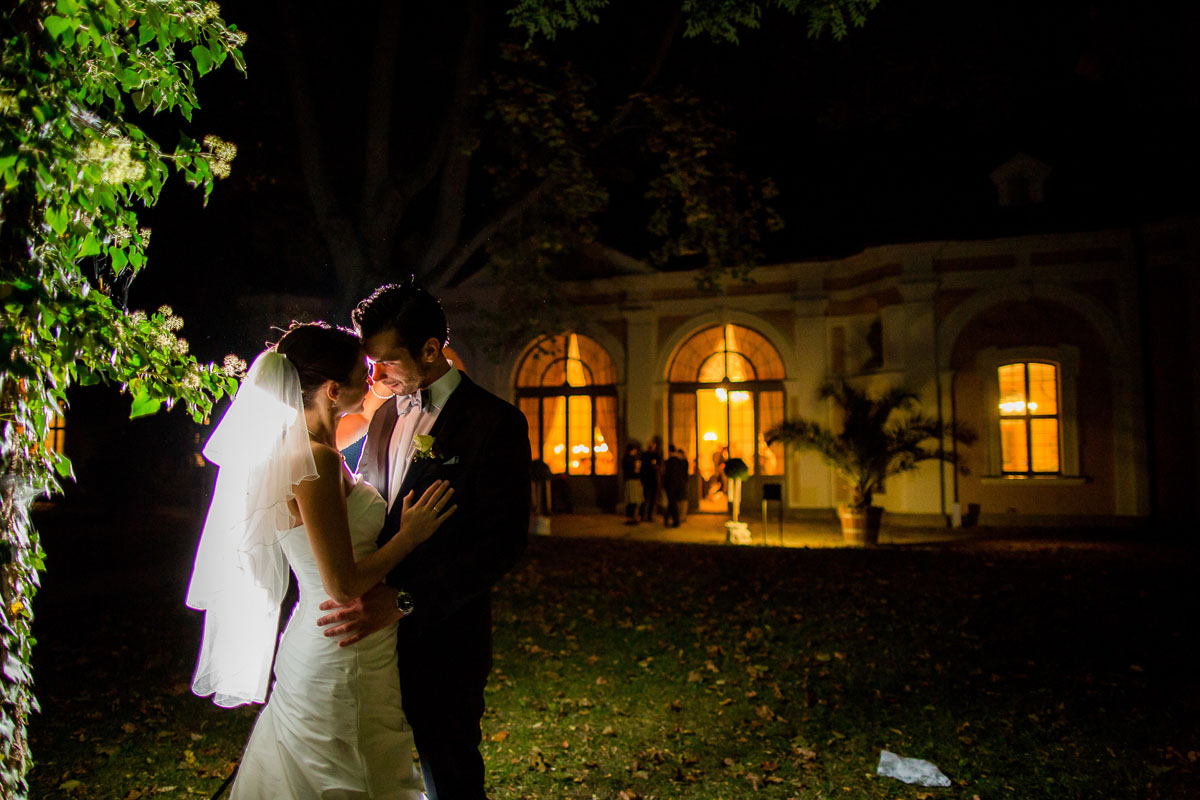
<box><xmin>515</xmin><ymin>333</ymin><xmax>618</xmax><ymax>476</ymax></box>
<box><xmin>668</xmin><ymin>324</ymin><xmax>785</xmax><ymax>511</ymax></box>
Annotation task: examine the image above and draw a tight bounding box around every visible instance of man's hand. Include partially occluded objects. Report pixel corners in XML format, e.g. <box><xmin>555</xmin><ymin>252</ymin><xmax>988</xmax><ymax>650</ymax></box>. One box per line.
<box><xmin>316</xmin><ymin>583</ymin><xmax>404</xmax><ymax>647</ymax></box>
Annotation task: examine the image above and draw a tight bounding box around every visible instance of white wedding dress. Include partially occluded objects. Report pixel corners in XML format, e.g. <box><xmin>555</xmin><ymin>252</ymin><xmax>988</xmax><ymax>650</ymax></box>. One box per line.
<box><xmin>230</xmin><ymin>476</ymin><xmax>425</xmax><ymax>799</ymax></box>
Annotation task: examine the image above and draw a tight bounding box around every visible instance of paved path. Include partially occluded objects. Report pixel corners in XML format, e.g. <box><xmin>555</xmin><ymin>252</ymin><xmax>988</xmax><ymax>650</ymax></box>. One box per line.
<box><xmin>534</xmin><ymin>511</ymin><xmax>977</xmax><ymax>548</ymax></box>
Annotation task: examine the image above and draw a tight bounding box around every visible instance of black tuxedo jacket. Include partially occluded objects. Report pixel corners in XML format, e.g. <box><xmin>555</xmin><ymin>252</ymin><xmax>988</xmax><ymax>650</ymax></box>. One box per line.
<box><xmin>360</xmin><ymin>374</ymin><xmax>530</xmax><ymax>683</ymax></box>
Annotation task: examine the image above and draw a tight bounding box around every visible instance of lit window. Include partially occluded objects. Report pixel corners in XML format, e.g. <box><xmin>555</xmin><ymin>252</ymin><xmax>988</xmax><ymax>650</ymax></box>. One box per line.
<box><xmin>44</xmin><ymin>404</ymin><xmax>66</xmax><ymax>455</ymax></box>
<box><xmin>515</xmin><ymin>333</ymin><xmax>618</xmax><ymax>476</ymax></box>
<box><xmin>997</xmin><ymin>361</ymin><xmax>1060</xmax><ymax>474</ymax></box>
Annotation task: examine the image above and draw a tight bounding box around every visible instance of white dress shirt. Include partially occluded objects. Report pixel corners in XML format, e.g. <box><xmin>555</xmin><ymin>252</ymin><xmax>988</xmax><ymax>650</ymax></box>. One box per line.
<box><xmin>386</xmin><ymin>366</ymin><xmax>462</xmax><ymax>510</ymax></box>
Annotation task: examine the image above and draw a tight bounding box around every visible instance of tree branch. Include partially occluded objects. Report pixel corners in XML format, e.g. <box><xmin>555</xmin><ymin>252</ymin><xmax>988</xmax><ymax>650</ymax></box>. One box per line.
<box><xmin>576</xmin><ymin>240</ymin><xmax>657</xmax><ymax>275</ymax></box>
<box><xmin>418</xmin><ymin>0</ymin><xmax>485</xmax><ymax>276</ymax></box>
<box><xmin>360</xmin><ymin>0</ymin><xmax>404</xmax><ymax>219</ymax></box>
<box><xmin>281</xmin><ymin>4</ymin><xmax>366</xmax><ymax>298</ymax></box>
<box><xmin>639</xmin><ymin>8</ymin><xmax>683</xmax><ymax>91</ymax></box>
<box><xmin>604</xmin><ymin>8</ymin><xmax>683</xmax><ymax>135</ymax></box>
<box><xmin>429</xmin><ymin>9</ymin><xmax>683</xmax><ymax>287</ymax></box>
<box><xmin>427</xmin><ymin>175</ymin><xmax>560</xmax><ymax>288</ymax></box>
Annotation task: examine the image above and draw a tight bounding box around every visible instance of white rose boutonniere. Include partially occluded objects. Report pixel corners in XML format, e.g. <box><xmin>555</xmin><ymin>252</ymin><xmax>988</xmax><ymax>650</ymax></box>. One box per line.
<box><xmin>412</xmin><ymin>433</ymin><xmax>439</xmax><ymax>462</ymax></box>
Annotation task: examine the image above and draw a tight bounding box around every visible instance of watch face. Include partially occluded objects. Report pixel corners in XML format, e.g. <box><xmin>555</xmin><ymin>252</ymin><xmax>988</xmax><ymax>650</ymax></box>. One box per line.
<box><xmin>395</xmin><ymin>592</ymin><xmax>414</xmax><ymax>614</ymax></box>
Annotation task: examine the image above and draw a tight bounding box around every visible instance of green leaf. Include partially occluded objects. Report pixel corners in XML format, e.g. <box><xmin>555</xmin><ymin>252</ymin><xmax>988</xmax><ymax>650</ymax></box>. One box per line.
<box><xmin>191</xmin><ymin>45</ymin><xmax>213</xmax><ymax>76</ymax></box>
<box><xmin>44</xmin><ymin>16</ymin><xmax>72</xmax><ymax>41</ymax></box>
<box><xmin>46</xmin><ymin>206</ymin><xmax>68</xmax><ymax>235</ymax></box>
<box><xmin>129</xmin><ymin>386</ymin><xmax>162</xmax><ymax>419</ymax></box>
<box><xmin>53</xmin><ymin>453</ymin><xmax>74</xmax><ymax>479</ymax></box>
<box><xmin>119</xmin><ymin>67</ymin><xmax>143</xmax><ymax>90</ymax></box>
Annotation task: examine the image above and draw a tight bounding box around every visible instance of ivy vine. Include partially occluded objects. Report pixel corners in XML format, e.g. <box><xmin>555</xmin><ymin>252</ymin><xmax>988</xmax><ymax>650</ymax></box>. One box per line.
<box><xmin>0</xmin><ymin>1</ymin><xmax>246</xmax><ymax>795</ymax></box>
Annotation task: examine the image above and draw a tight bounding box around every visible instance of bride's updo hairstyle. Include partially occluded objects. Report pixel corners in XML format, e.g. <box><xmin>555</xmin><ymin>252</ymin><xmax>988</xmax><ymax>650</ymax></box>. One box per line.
<box><xmin>272</xmin><ymin>322</ymin><xmax>362</xmax><ymax>407</ymax></box>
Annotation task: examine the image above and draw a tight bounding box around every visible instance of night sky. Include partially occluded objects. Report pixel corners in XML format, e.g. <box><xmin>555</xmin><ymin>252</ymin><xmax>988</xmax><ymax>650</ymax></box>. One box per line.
<box><xmin>121</xmin><ymin>0</ymin><xmax>1198</xmax><ymax>359</ymax></box>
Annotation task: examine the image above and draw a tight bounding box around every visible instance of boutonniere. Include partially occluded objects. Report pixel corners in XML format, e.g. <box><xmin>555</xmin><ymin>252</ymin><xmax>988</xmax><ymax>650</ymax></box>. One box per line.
<box><xmin>411</xmin><ymin>433</ymin><xmax>440</xmax><ymax>462</ymax></box>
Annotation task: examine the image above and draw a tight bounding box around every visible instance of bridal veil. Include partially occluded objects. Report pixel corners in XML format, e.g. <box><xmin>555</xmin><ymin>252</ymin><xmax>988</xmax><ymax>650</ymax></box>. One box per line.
<box><xmin>186</xmin><ymin>350</ymin><xmax>317</xmax><ymax>707</ymax></box>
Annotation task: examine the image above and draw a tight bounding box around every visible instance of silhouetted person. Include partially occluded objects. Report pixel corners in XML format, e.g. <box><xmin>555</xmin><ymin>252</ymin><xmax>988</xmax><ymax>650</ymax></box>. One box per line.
<box><xmin>639</xmin><ymin>437</ymin><xmax>662</xmax><ymax>521</ymax></box>
<box><xmin>662</xmin><ymin>444</ymin><xmax>689</xmax><ymax>528</ymax></box>
<box><xmin>622</xmin><ymin>443</ymin><xmax>642</xmax><ymax>525</ymax></box>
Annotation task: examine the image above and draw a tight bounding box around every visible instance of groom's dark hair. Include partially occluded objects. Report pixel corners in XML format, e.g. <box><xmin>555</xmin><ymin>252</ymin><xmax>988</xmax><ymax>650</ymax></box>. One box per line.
<box><xmin>352</xmin><ymin>278</ymin><xmax>449</xmax><ymax>357</ymax></box>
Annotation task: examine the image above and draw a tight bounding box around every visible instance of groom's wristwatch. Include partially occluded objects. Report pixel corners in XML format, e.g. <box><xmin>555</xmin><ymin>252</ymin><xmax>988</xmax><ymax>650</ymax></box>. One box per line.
<box><xmin>394</xmin><ymin>590</ymin><xmax>415</xmax><ymax>616</ymax></box>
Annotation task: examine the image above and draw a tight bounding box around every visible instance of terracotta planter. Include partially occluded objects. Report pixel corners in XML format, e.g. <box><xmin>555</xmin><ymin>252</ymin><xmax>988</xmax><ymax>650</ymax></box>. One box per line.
<box><xmin>837</xmin><ymin>504</ymin><xmax>883</xmax><ymax>546</ymax></box>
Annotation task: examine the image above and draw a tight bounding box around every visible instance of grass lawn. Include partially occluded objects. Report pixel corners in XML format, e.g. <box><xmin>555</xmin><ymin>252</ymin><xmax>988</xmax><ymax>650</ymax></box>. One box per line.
<box><xmin>27</xmin><ymin>517</ymin><xmax>1199</xmax><ymax>799</ymax></box>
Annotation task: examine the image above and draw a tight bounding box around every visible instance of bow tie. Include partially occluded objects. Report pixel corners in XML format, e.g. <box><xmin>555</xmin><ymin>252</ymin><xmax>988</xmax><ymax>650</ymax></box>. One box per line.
<box><xmin>397</xmin><ymin>388</ymin><xmax>432</xmax><ymax>415</ymax></box>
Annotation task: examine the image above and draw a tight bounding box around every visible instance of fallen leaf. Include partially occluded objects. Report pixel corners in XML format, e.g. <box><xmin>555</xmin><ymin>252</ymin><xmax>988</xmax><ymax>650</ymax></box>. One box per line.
<box><xmin>489</xmin><ymin>730</ymin><xmax>509</xmax><ymax>742</ymax></box>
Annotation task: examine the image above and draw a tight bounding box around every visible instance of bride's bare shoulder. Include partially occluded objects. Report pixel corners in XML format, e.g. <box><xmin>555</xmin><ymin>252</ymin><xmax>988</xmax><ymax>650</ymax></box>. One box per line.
<box><xmin>308</xmin><ymin>442</ymin><xmax>345</xmax><ymax>475</ymax></box>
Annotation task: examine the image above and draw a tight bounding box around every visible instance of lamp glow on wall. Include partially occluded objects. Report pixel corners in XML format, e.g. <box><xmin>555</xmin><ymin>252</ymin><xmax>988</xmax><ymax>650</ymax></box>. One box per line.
<box><xmin>714</xmin><ymin>387</ymin><xmax>751</xmax><ymax>403</ymax></box>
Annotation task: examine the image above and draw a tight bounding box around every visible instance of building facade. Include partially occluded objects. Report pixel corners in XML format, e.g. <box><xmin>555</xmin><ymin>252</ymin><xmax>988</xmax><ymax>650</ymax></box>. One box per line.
<box><xmin>442</xmin><ymin>216</ymin><xmax>1199</xmax><ymax>526</ymax></box>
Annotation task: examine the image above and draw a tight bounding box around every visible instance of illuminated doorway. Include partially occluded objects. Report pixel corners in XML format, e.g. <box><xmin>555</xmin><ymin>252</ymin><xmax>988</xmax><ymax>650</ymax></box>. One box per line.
<box><xmin>668</xmin><ymin>324</ymin><xmax>785</xmax><ymax>512</ymax></box>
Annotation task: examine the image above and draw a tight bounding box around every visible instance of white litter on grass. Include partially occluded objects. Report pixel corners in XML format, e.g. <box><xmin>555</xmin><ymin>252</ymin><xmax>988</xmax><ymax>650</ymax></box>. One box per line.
<box><xmin>876</xmin><ymin>750</ymin><xmax>952</xmax><ymax>787</ymax></box>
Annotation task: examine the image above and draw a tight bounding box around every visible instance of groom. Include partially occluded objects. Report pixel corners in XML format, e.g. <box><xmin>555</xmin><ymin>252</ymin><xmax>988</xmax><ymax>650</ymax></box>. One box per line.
<box><xmin>317</xmin><ymin>279</ymin><xmax>531</xmax><ymax>799</ymax></box>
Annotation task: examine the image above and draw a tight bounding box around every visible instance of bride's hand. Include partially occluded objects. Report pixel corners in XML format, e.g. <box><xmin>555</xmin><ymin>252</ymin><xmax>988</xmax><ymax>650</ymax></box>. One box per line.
<box><xmin>399</xmin><ymin>480</ymin><xmax>456</xmax><ymax>545</ymax></box>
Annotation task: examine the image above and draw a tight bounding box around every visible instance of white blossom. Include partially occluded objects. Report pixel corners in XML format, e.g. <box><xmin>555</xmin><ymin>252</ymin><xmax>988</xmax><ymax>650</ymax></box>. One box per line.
<box><xmin>222</xmin><ymin>354</ymin><xmax>247</xmax><ymax>377</ymax></box>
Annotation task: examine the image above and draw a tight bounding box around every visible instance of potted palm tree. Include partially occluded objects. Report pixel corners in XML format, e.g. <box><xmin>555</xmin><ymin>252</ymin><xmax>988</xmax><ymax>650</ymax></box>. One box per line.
<box><xmin>765</xmin><ymin>379</ymin><xmax>974</xmax><ymax>545</ymax></box>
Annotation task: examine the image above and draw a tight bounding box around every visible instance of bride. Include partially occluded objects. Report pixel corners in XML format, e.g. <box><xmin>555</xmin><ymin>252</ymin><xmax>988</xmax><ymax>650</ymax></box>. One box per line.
<box><xmin>186</xmin><ymin>322</ymin><xmax>454</xmax><ymax>798</ymax></box>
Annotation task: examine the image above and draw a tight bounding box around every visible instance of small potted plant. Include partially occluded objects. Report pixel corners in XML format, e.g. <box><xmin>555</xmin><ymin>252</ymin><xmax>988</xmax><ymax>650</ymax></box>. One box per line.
<box><xmin>765</xmin><ymin>379</ymin><xmax>974</xmax><ymax>545</ymax></box>
<box><xmin>722</xmin><ymin>456</ymin><xmax>751</xmax><ymax>543</ymax></box>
